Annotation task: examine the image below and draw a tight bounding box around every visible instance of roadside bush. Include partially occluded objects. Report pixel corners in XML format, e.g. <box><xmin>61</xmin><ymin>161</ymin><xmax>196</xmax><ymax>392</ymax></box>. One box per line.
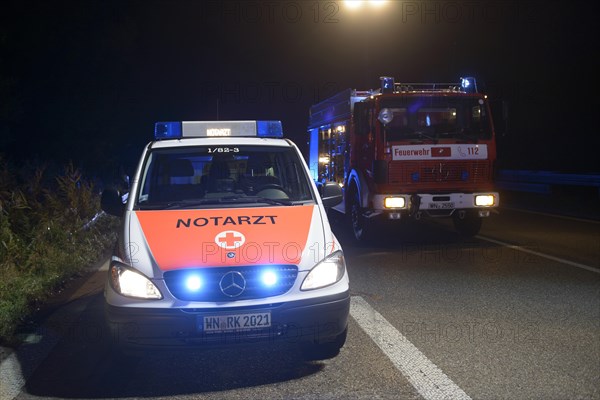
<box><xmin>0</xmin><ymin>157</ymin><xmax>118</xmax><ymax>343</ymax></box>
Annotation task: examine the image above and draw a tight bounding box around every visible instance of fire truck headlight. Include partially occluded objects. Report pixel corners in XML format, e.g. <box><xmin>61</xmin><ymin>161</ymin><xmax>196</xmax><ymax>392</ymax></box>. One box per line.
<box><xmin>475</xmin><ymin>194</ymin><xmax>495</xmax><ymax>207</ymax></box>
<box><xmin>110</xmin><ymin>263</ymin><xmax>162</xmax><ymax>299</ymax></box>
<box><xmin>384</xmin><ymin>196</ymin><xmax>406</xmax><ymax>209</ymax></box>
<box><xmin>301</xmin><ymin>251</ymin><xmax>345</xmax><ymax>290</ymax></box>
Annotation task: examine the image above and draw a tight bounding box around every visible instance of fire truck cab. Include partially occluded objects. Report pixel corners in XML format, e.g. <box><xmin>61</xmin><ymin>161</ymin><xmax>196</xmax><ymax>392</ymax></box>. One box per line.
<box><xmin>307</xmin><ymin>77</ymin><xmax>499</xmax><ymax>240</ymax></box>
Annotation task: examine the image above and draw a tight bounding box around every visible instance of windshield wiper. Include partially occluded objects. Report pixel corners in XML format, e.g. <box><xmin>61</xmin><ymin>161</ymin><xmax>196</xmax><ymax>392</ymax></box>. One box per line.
<box><xmin>438</xmin><ymin>130</ymin><xmax>478</xmax><ymax>143</ymax></box>
<box><xmin>138</xmin><ymin>195</ymin><xmax>295</xmax><ymax>210</ymax></box>
<box><xmin>239</xmin><ymin>196</ymin><xmax>295</xmax><ymax>206</ymax></box>
<box><xmin>412</xmin><ymin>131</ymin><xmax>438</xmax><ymax>142</ymax></box>
<box><xmin>137</xmin><ymin>199</ymin><xmax>220</xmax><ymax>210</ymax></box>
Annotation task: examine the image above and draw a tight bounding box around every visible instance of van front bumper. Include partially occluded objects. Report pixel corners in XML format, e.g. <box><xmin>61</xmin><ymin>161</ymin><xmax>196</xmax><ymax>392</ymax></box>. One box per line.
<box><xmin>105</xmin><ymin>291</ymin><xmax>350</xmax><ymax>349</ymax></box>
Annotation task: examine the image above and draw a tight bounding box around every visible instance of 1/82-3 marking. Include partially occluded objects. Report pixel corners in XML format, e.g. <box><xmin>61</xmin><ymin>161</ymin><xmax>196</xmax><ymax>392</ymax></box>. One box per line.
<box><xmin>207</xmin><ymin>147</ymin><xmax>240</xmax><ymax>154</ymax></box>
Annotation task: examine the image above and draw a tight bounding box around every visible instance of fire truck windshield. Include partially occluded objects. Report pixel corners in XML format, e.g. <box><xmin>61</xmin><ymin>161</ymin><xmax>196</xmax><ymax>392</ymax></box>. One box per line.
<box><xmin>380</xmin><ymin>96</ymin><xmax>493</xmax><ymax>142</ymax></box>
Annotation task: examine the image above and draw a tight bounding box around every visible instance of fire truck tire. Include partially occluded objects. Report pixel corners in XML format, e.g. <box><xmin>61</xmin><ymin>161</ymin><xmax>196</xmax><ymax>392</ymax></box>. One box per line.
<box><xmin>453</xmin><ymin>210</ymin><xmax>482</xmax><ymax>237</ymax></box>
<box><xmin>350</xmin><ymin>189</ymin><xmax>371</xmax><ymax>241</ymax></box>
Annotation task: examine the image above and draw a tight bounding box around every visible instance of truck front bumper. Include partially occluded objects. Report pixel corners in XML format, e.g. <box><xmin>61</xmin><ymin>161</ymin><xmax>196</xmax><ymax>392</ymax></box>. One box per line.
<box><xmin>372</xmin><ymin>192</ymin><xmax>499</xmax><ymax>218</ymax></box>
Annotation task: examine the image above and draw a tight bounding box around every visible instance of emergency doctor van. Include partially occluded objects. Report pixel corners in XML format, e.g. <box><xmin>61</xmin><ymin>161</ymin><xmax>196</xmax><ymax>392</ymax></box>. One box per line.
<box><xmin>100</xmin><ymin>120</ymin><xmax>349</xmax><ymax>359</ymax></box>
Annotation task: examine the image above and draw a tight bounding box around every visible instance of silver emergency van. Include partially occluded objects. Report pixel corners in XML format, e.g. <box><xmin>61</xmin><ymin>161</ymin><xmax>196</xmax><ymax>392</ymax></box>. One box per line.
<box><xmin>100</xmin><ymin>120</ymin><xmax>349</xmax><ymax>359</ymax></box>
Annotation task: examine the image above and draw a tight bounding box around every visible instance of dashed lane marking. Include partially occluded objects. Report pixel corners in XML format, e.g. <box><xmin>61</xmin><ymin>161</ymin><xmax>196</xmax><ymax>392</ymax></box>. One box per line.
<box><xmin>350</xmin><ymin>296</ymin><xmax>472</xmax><ymax>400</ymax></box>
<box><xmin>477</xmin><ymin>235</ymin><xmax>600</xmax><ymax>274</ymax></box>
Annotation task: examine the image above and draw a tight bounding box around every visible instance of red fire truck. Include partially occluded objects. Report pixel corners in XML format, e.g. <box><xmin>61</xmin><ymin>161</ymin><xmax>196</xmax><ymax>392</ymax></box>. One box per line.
<box><xmin>307</xmin><ymin>77</ymin><xmax>499</xmax><ymax>240</ymax></box>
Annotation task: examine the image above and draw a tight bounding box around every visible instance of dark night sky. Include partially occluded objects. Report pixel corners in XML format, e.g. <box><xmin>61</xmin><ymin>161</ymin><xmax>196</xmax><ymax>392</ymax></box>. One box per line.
<box><xmin>1</xmin><ymin>0</ymin><xmax>598</xmax><ymax>180</ymax></box>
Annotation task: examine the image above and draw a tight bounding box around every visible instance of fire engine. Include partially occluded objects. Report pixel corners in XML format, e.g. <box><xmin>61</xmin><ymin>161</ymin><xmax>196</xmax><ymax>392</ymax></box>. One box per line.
<box><xmin>307</xmin><ymin>76</ymin><xmax>499</xmax><ymax>240</ymax></box>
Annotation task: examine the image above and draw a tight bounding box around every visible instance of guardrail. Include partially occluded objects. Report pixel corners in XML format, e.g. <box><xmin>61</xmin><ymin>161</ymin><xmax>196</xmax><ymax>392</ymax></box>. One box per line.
<box><xmin>496</xmin><ymin>170</ymin><xmax>600</xmax><ymax>195</ymax></box>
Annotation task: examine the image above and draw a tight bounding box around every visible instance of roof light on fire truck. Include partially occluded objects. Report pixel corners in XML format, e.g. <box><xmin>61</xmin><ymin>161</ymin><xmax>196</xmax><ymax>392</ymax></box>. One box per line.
<box><xmin>460</xmin><ymin>77</ymin><xmax>477</xmax><ymax>93</ymax></box>
<box><xmin>384</xmin><ymin>196</ymin><xmax>406</xmax><ymax>209</ymax></box>
<box><xmin>380</xmin><ymin>76</ymin><xmax>395</xmax><ymax>93</ymax></box>
<box><xmin>475</xmin><ymin>194</ymin><xmax>496</xmax><ymax>207</ymax></box>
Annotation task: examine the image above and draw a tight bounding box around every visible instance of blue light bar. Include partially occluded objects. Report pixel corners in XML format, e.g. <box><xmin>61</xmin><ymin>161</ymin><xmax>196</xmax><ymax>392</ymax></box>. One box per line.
<box><xmin>155</xmin><ymin>122</ymin><xmax>182</xmax><ymax>139</ymax></box>
<box><xmin>257</xmin><ymin>121</ymin><xmax>283</xmax><ymax>138</ymax></box>
<box><xmin>154</xmin><ymin>120</ymin><xmax>283</xmax><ymax>140</ymax></box>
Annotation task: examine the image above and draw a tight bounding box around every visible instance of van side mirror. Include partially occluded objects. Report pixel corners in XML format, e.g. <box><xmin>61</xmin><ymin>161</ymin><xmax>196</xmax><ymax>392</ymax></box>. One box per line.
<box><xmin>320</xmin><ymin>181</ymin><xmax>343</xmax><ymax>208</ymax></box>
<box><xmin>101</xmin><ymin>188</ymin><xmax>125</xmax><ymax>217</ymax></box>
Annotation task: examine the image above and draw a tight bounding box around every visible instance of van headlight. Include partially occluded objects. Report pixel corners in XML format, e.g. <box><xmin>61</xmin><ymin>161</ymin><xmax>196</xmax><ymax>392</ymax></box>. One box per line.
<box><xmin>109</xmin><ymin>262</ymin><xmax>162</xmax><ymax>299</ymax></box>
<box><xmin>301</xmin><ymin>250</ymin><xmax>346</xmax><ymax>291</ymax></box>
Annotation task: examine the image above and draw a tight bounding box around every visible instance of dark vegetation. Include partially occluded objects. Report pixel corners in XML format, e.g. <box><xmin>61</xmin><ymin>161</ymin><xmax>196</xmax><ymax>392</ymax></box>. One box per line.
<box><xmin>0</xmin><ymin>156</ymin><xmax>118</xmax><ymax>343</ymax></box>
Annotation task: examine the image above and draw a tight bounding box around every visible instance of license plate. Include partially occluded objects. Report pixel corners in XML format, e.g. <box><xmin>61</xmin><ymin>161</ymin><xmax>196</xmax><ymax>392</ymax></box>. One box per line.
<box><xmin>429</xmin><ymin>202</ymin><xmax>455</xmax><ymax>209</ymax></box>
<box><xmin>201</xmin><ymin>312</ymin><xmax>271</xmax><ymax>333</ymax></box>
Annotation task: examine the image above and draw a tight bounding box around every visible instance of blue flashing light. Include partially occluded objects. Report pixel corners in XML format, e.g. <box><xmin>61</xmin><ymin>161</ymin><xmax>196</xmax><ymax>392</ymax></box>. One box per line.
<box><xmin>257</xmin><ymin>121</ymin><xmax>283</xmax><ymax>138</ymax></box>
<box><xmin>261</xmin><ymin>270</ymin><xmax>278</xmax><ymax>287</ymax></box>
<box><xmin>185</xmin><ymin>275</ymin><xmax>203</xmax><ymax>291</ymax></box>
<box><xmin>461</xmin><ymin>171</ymin><xmax>470</xmax><ymax>181</ymax></box>
<box><xmin>460</xmin><ymin>77</ymin><xmax>477</xmax><ymax>93</ymax></box>
<box><xmin>380</xmin><ymin>76</ymin><xmax>395</xmax><ymax>94</ymax></box>
<box><xmin>411</xmin><ymin>172</ymin><xmax>420</xmax><ymax>182</ymax></box>
<box><xmin>155</xmin><ymin>122</ymin><xmax>182</xmax><ymax>140</ymax></box>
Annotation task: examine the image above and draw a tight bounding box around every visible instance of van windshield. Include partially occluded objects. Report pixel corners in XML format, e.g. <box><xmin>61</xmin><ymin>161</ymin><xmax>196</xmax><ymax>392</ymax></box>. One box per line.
<box><xmin>136</xmin><ymin>145</ymin><xmax>315</xmax><ymax>208</ymax></box>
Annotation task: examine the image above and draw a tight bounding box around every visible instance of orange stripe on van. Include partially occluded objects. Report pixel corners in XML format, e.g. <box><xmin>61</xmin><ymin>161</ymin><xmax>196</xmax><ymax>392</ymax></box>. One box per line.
<box><xmin>135</xmin><ymin>206</ymin><xmax>315</xmax><ymax>270</ymax></box>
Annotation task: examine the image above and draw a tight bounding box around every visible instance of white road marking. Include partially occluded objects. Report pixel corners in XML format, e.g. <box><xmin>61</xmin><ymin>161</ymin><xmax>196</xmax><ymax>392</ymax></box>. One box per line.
<box><xmin>477</xmin><ymin>235</ymin><xmax>600</xmax><ymax>274</ymax></box>
<box><xmin>501</xmin><ymin>206</ymin><xmax>600</xmax><ymax>224</ymax></box>
<box><xmin>0</xmin><ymin>353</ymin><xmax>25</xmax><ymax>400</ymax></box>
<box><xmin>350</xmin><ymin>296</ymin><xmax>472</xmax><ymax>400</ymax></box>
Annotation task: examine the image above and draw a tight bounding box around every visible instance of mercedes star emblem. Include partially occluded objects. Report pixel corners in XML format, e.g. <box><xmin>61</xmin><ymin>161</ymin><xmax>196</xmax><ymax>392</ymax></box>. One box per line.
<box><xmin>219</xmin><ymin>271</ymin><xmax>246</xmax><ymax>297</ymax></box>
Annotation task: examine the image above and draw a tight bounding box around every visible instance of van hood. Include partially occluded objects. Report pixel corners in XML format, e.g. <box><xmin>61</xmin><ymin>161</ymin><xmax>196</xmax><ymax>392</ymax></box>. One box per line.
<box><xmin>132</xmin><ymin>205</ymin><xmax>317</xmax><ymax>270</ymax></box>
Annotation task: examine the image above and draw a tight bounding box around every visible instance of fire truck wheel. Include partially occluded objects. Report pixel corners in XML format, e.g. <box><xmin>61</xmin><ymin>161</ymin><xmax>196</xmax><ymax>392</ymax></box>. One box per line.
<box><xmin>453</xmin><ymin>210</ymin><xmax>482</xmax><ymax>237</ymax></box>
<box><xmin>350</xmin><ymin>190</ymin><xmax>371</xmax><ymax>241</ymax></box>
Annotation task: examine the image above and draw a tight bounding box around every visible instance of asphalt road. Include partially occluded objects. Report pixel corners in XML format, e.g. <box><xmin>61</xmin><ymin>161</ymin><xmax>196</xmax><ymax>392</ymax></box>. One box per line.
<box><xmin>2</xmin><ymin>206</ymin><xmax>599</xmax><ymax>400</ymax></box>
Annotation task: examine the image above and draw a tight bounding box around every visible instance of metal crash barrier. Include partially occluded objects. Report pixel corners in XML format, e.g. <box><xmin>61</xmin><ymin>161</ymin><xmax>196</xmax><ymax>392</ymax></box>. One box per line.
<box><xmin>496</xmin><ymin>170</ymin><xmax>600</xmax><ymax>196</ymax></box>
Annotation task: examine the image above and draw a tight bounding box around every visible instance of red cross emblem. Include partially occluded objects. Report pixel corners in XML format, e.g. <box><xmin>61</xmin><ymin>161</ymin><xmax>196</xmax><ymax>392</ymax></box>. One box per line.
<box><xmin>215</xmin><ymin>230</ymin><xmax>245</xmax><ymax>249</ymax></box>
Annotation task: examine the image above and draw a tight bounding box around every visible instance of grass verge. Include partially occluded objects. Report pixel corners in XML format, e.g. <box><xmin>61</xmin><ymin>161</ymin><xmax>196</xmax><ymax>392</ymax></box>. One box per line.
<box><xmin>0</xmin><ymin>158</ymin><xmax>119</xmax><ymax>344</ymax></box>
